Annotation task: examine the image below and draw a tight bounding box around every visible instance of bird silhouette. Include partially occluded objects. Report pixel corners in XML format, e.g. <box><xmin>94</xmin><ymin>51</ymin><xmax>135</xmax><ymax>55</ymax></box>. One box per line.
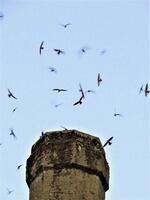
<box><xmin>103</xmin><ymin>137</ymin><xmax>113</xmax><ymax>147</ymax></box>
<box><xmin>73</xmin><ymin>94</ymin><xmax>84</xmax><ymax>106</ymax></box>
<box><xmin>7</xmin><ymin>188</ymin><xmax>14</xmax><ymax>195</ymax></box>
<box><xmin>114</xmin><ymin>108</ymin><xmax>122</xmax><ymax>117</ymax></box>
<box><xmin>8</xmin><ymin>89</ymin><xmax>17</xmax><ymax>100</ymax></box>
<box><xmin>17</xmin><ymin>164</ymin><xmax>23</xmax><ymax>170</ymax></box>
<box><xmin>97</xmin><ymin>73</ymin><xmax>102</xmax><ymax>86</ymax></box>
<box><xmin>100</xmin><ymin>49</ymin><xmax>106</xmax><ymax>55</ymax></box>
<box><xmin>60</xmin><ymin>23</ymin><xmax>71</xmax><ymax>28</ymax></box>
<box><xmin>54</xmin><ymin>103</ymin><xmax>62</xmax><ymax>108</ymax></box>
<box><xmin>53</xmin><ymin>88</ymin><xmax>67</xmax><ymax>92</ymax></box>
<box><xmin>114</xmin><ymin>113</ymin><xmax>122</xmax><ymax>117</ymax></box>
<box><xmin>80</xmin><ymin>46</ymin><xmax>90</xmax><ymax>54</ymax></box>
<box><xmin>53</xmin><ymin>49</ymin><xmax>64</xmax><ymax>55</ymax></box>
<box><xmin>12</xmin><ymin>107</ymin><xmax>17</xmax><ymax>113</ymax></box>
<box><xmin>10</xmin><ymin>128</ymin><xmax>17</xmax><ymax>139</ymax></box>
<box><xmin>39</xmin><ymin>41</ymin><xmax>44</xmax><ymax>55</ymax></box>
<box><xmin>85</xmin><ymin>90</ymin><xmax>96</xmax><ymax>94</ymax></box>
<box><xmin>139</xmin><ymin>85</ymin><xmax>143</xmax><ymax>94</ymax></box>
<box><xmin>49</xmin><ymin>67</ymin><xmax>57</xmax><ymax>73</ymax></box>
<box><xmin>144</xmin><ymin>83</ymin><xmax>149</xmax><ymax>97</ymax></box>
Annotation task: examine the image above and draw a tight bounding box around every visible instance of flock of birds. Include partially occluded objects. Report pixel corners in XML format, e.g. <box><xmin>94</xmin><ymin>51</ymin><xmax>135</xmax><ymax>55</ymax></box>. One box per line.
<box><xmin>1</xmin><ymin>21</ymin><xmax>149</xmax><ymax>197</ymax></box>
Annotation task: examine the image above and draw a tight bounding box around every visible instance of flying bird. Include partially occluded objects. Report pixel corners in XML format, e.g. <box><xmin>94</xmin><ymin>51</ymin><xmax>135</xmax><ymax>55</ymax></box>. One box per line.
<box><xmin>8</xmin><ymin>89</ymin><xmax>17</xmax><ymax>100</ymax></box>
<box><xmin>52</xmin><ymin>88</ymin><xmax>67</xmax><ymax>92</ymax></box>
<box><xmin>54</xmin><ymin>103</ymin><xmax>62</xmax><ymax>108</ymax></box>
<box><xmin>100</xmin><ymin>49</ymin><xmax>106</xmax><ymax>55</ymax></box>
<box><xmin>73</xmin><ymin>95</ymin><xmax>84</xmax><ymax>106</ymax></box>
<box><xmin>60</xmin><ymin>23</ymin><xmax>71</xmax><ymax>28</ymax></box>
<box><xmin>53</xmin><ymin>49</ymin><xmax>64</xmax><ymax>55</ymax></box>
<box><xmin>39</xmin><ymin>41</ymin><xmax>44</xmax><ymax>55</ymax></box>
<box><xmin>97</xmin><ymin>73</ymin><xmax>102</xmax><ymax>86</ymax></box>
<box><xmin>114</xmin><ymin>113</ymin><xmax>122</xmax><ymax>117</ymax></box>
<box><xmin>103</xmin><ymin>137</ymin><xmax>113</xmax><ymax>147</ymax></box>
<box><xmin>7</xmin><ymin>188</ymin><xmax>14</xmax><ymax>195</ymax></box>
<box><xmin>85</xmin><ymin>90</ymin><xmax>96</xmax><ymax>94</ymax></box>
<box><xmin>80</xmin><ymin>46</ymin><xmax>90</xmax><ymax>54</ymax></box>
<box><xmin>144</xmin><ymin>83</ymin><xmax>149</xmax><ymax>97</ymax></box>
<box><xmin>10</xmin><ymin>128</ymin><xmax>17</xmax><ymax>139</ymax></box>
<box><xmin>17</xmin><ymin>164</ymin><xmax>23</xmax><ymax>170</ymax></box>
<box><xmin>12</xmin><ymin>107</ymin><xmax>17</xmax><ymax>113</ymax></box>
<box><xmin>139</xmin><ymin>85</ymin><xmax>143</xmax><ymax>94</ymax></box>
<box><xmin>114</xmin><ymin>108</ymin><xmax>122</xmax><ymax>117</ymax></box>
<box><xmin>48</xmin><ymin>67</ymin><xmax>57</xmax><ymax>73</ymax></box>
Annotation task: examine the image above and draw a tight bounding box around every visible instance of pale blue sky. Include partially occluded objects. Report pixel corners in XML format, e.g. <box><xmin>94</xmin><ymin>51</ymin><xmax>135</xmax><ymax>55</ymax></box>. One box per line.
<box><xmin>0</xmin><ymin>0</ymin><xmax>149</xmax><ymax>200</ymax></box>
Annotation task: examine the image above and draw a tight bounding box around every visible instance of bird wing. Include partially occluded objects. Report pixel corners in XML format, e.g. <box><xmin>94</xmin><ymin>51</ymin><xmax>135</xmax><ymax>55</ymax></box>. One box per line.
<box><xmin>39</xmin><ymin>41</ymin><xmax>44</xmax><ymax>54</ymax></box>
<box><xmin>60</xmin><ymin>89</ymin><xmax>67</xmax><ymax>91</ymax></box>
<box><xmin>145</xmin><ymin>84</ymin><xmax>148</xmax><ymax>96</ymax></box>
<box><xmin>103</xmin><ymin>141</ymin><xmax>108</xmax><ymax>147</ymax></box>
<box><xmin>8</xmin><ymin>89</ymin><xmax>12</xmax><ymax>95</ymax></box>
<box><xmin>73</xmin><ymin>100</ymin><xmax>80</xmax><ymax>106</ymax></box>
<box><xmin>11</xmin><ymin>94</ymin><xmax>17</xmax><ymax>99</ymax></box>
<box><xmin>66</xmin><ymin>23</ymin><xmax>71</xmax><ymax>26</ymax></box>
<box><xmin>53</xmin><ymin>88</ymin><xmax>59</xmax><ymax>91</ymax></box>
<box><xmin>97</xmin><ymin>73</ymin><xmax>100</xmax><ymax>85</ymax></box>
<box><xmin>108</xmin><ymin>137</ymin><xmax>113</xmax><ymax>142</ymax></box>
<box><xmin>139</xmin><ymin>85</ymin><xmax>143</xmax><ymax>93</ymax></box>
<box><xmin>17</xmin><ymin>164</ymin><xmax>23</xmax><ymax>169</ymax></box>
<box><xmin>145</xmin><ymin>83</ymin><xmax>148</xmax><ymax>91</ymax></box>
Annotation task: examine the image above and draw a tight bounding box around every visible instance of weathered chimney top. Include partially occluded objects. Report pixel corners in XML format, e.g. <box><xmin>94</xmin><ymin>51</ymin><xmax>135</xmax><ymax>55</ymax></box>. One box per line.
<box><xmin>26</xmin><ymin>129</ymin><xmax>109</xmax><ymax>195</ymax></box>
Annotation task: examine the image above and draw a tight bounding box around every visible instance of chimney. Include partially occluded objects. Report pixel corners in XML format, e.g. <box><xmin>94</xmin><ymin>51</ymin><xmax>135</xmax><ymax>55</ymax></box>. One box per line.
<box><xmin>26</xmin><ymin>130</ymin><xmax>109</xmax><ymax>200</ymax></box>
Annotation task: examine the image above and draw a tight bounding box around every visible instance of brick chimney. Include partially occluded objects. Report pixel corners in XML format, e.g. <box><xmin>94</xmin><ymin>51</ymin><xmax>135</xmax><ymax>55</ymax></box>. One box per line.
<box><xmin>26</xmin><ymin>129</ymin><xmax>109</xmax><ymax>200</ymax></box>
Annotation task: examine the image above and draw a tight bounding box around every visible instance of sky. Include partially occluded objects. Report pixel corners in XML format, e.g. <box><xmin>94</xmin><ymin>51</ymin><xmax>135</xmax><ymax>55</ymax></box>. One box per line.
<box><xmin>0</xmin><ymin>0</ymin><xmax>149</xmax><ymax>200</ymax></box>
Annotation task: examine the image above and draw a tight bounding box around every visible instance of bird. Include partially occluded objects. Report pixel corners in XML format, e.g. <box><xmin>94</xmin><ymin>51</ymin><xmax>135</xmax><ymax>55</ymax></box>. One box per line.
<box><xmin>10</xmin><ymin>128</ymin><xmax>17</xmax><ymax>139</ymax></box>
<box><xmin>114</xmin><ymin>108</ymin><xmax>122</xmax><ymax>117</ymax></box>
<box><xmin>114</xmin><ymin>113</ymin><xmax>122</xmax><ymax>117</ymax></box>
<box><xmin>85</xmin><ymin>90</ymin><xmax>96</xmax><ymax>94</ymax></box>
<box><xmin>144</xmin><ymin>83</ymin><xmax>149</xmax><ymax>97</ymax></box>
<box><xmin>52</xmin><ymin>88</ymin><xmax>67</xmax><ymax>92</ymax></box>
<box><xmin>12</xmin><ymin>107</ymin><xmax>17</xmax><ymax>112</ymax></box>
<box><xmin>7</xmin><ymin>188</ymin><xmax>14</xmax><ymax>195</ymax></box>
<box><xmin>80</xmin><ymin>46</ymin><xmax>90</xmax><ymax>54</ymax></box>
<box><xmin>0</xmin><ymin>143</ymin><xmax>2</xmax><ymax>145</ymax></box>
<box><xmin>39</xmin><ymin>41</ymin><xmax>44</xmax><ymax>55</ymax></box>
<box><xmin>48</xmin><ymin>67</ymin><xmax>57</xmax><ymax>73</ymax></box>
<box><xmin>54</xmin><ymin>103</ymin><xmax>62</xmax><ymax>108</ymax></box>
<box><xmin>139</xmin><ymin>85</ymin><xmax>143</xmax><ymax>94</ymax></box>
<box><xmin>53</xmin><ymin>49</ymin><xmax>64</xmax><ymax>55</ymax></box>
<box><xmin>97</xmin><ymin>73</ymin><xmax>102</xmax><ymax>86</ymax></box>
<box><xmin>17</xmin><ymin>164</ymin><xmax>23</xmax><ymax>170</ymax></box>
<box><xmin>8</xmin><ymin>89</ymin><xmax>17</xmax><ymax>100</ymax></box>
<box><xmin>103</xmin><ymin>137</ymin><xmax>113</xmax><ymax>147</ymax></box>
<box><xmin>60</xmin><ymin>23</ymin><xmax>71</xmax><ymax>28</ymax></box>
<box><xmin>79</xmin><ymin>83</ymin><xmax>85</xmax><ymax>99</ymax></box>
<box><xmin>73</xmin><ymin>95</ymin><xmax>84</xmax><ymax>106</ymax></box>
<box><xmin>100</xmin><ymin>49</ymin><xmax>106</xmax><ymax>55</ymax></box>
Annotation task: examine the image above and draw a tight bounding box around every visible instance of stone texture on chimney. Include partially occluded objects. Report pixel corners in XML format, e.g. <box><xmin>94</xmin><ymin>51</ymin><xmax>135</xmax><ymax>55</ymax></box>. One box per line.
<box><xmin>26</xmin><ymin>129</ymin><xmax>109</xmax><ymax>200</ymax></box>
